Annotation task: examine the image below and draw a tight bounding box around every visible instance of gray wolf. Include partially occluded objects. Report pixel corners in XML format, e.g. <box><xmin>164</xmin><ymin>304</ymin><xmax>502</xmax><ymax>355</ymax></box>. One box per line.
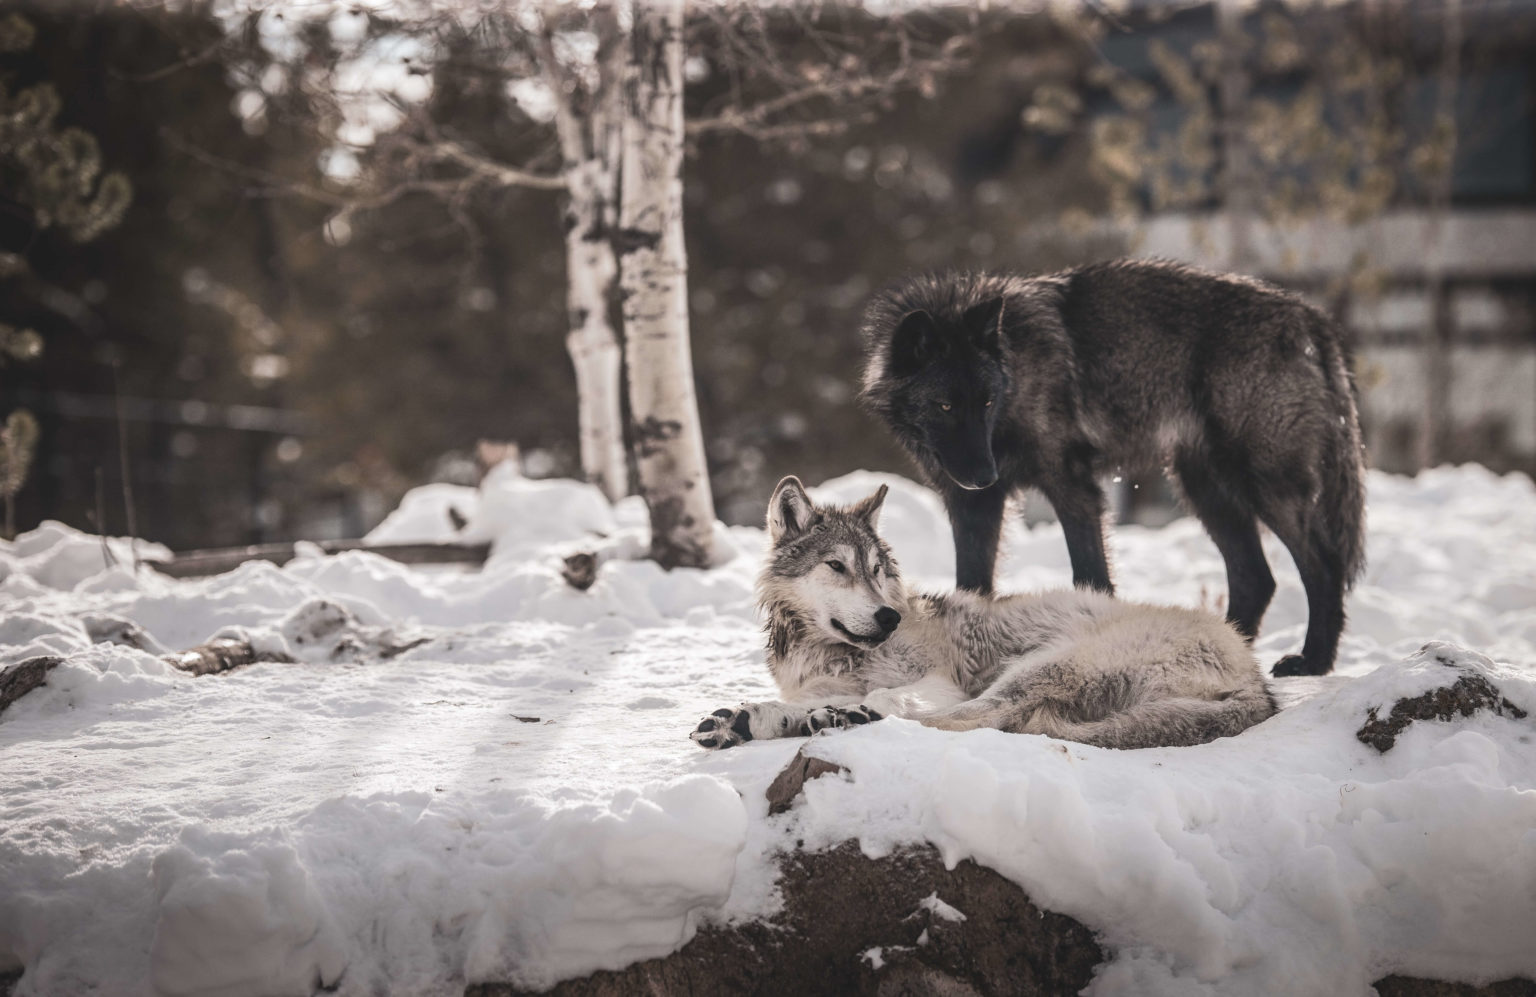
<box><xmin>858</xmin><ymin>258</ymin><xmax>1367</xmax><ymax>677</ymax></box>
<box><xmin>690</xmin><ymin>476</ymin><xmax>1275</xmax><ymax>751</ymax></box>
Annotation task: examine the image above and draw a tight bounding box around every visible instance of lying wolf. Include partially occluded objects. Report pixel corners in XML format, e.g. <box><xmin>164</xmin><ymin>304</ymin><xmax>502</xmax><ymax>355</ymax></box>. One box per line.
<box><xmin>691</xmin><ymin>476</ymin><xmax>1275</xmax><ymax>751</ymax></box>
<box><xmin>859</xmin><ymin>260</ymin><xmax>1367</xmax><ymax>677</ymax></box>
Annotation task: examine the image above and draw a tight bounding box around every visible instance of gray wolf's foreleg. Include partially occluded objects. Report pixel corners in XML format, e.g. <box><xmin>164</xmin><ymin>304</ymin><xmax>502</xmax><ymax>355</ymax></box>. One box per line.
<box><xmin>690</xmin><ymin>701</ymin><xmax>883</xmax><ymax>750</ymax></box>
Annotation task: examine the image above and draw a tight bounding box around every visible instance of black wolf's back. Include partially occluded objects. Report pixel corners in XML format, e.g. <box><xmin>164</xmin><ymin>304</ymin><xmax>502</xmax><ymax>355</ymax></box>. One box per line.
<box><xmin>861</xmin><ymin>259</ymin><xmax>1367</xmax><ymax>587</ymax></box>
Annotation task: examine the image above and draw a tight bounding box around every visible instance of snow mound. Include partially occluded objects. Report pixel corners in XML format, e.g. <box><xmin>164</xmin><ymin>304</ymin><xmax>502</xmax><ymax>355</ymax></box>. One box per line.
<box><xmin>471</xmin><ymin>466</ymin><xmax>612</xmax><ymax>550</ymax></box>
<box><xmin>0</xmin><ymin>520</ymin><xmax>170</xmax><ymax>591</ymax></box>
<box><xmin>150</xmin><ymin>829</ymin><xmax>347</xmax><ymax>997</ymax></box>
<box><xmin>364</xmin><ymin>482</ymin><xmax>480</xmax><ymax>545</ymax></box>
<box><xmin>461</xmin><ymin>775</ymin><xmax>747</xmax><ymax>989</ymax></box>
<box><xmin>791</xmin><ymin>641</ymin><xmax>1536</xmax><ymax>996</ymax></box>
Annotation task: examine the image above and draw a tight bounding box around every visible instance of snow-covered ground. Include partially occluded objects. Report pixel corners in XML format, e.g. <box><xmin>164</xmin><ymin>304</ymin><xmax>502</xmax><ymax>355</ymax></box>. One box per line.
<box><xmin>2</xmin><ymin>463</ymin><xmax>1534</xmax><ymax>996</ymax></box>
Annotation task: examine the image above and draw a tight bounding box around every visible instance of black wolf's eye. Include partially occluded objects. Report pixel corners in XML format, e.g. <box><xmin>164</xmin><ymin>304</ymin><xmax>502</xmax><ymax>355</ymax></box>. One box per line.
<box><xmin>985</xmin><ymin>400</ymin><xmax>993</xmax><ymax>407</ymax></box>
<box><xmin>940</xmin><ymin>403</ymin><xmax>952</xmax><ymax>412</ymax></box>
<box><xmin>827</xmin><ymin>560</ymin><xmax>847</xmax><ymax>574</ymax></box>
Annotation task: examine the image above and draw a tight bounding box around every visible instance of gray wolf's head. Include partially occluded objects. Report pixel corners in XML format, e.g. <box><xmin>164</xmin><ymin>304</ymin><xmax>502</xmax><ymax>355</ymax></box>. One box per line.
<box><xmin>861</xmin><ymin>277</ymin><xmax>1012</xmax><ymax>491</ymax></box>
<box><xmin>759</xmin><ymin>476</ymin><xmax>908</xmax><ymax>648</ymax></box>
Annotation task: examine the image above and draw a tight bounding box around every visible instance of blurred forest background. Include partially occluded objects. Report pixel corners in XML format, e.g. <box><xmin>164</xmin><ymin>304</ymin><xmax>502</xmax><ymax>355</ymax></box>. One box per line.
<box><xmin>3</xmin><ymin>0</ymin><xmax>1535</xmax><ymax>551</ymax></box>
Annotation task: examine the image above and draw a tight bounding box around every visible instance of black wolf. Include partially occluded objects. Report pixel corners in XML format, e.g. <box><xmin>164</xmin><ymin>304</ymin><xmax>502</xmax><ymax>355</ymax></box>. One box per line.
<box><xmin>859</xmin><ymin>259</ymin><xmax>1366</xmax><ymax>677</ymax></box>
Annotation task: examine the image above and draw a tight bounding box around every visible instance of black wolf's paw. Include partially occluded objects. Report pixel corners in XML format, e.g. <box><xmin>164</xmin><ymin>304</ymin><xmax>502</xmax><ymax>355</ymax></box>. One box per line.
<box><xmin>1272</xmin><ymin>654</ymin><xmax>1330</xmax><ymax>677</ymax></box>
<box><xmin>805</xmin><ymin>704</ymin><xmax>884</xmax><ymax>734</ymax></box>
<box><xmin>691</xmin><ymin>707</ymin><xmax>755</xmax><ymax>750</ymax></box>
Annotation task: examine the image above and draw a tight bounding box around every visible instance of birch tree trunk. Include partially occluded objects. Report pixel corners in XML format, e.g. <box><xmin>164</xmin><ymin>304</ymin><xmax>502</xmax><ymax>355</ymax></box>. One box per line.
<box><xmin>619</xmin><ymin>0</ymin><xmax>716</xmax><ymax>569</ymax></box>
<box><xmin>543</xmin><ymin>8</ymin><xmax>628</xmax><ymax>503</ymax></box>
<box><xmin>561</xmin><ymin>158</ymin><xmax>626</xmax><ymax>502</ymax></box>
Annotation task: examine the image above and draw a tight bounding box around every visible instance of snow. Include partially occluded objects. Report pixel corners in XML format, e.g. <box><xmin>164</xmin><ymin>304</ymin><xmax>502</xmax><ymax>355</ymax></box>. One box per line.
<box><xmin>789</xmin><ymin>642</ymin><xmax>1536</xmax><ymax>995</ymax></box>
<box><xmin>2</xmin><ymin>463</ymin><xmax>1534</xmax><ymax>996</ymax></box>
<box><xmin>917</xmin><ymin>892</ymin><xmax>968</xmax><ymax>924</ymax></box>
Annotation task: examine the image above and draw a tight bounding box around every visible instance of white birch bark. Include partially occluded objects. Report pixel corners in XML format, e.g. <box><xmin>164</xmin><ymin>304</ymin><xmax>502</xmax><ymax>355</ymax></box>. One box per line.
<box><xmin>544</xmin><ymin>8</ymin><xmax>628</xmax><ymax>502</ymax></box>
<box><xmin>559</xmin><ymin>155</ymin><xmax>626</xmax><ymax>503</ymax></box>
<box><xmin>619</xmin><ymin>0</ymin><xmax>716</xmax><ymax>569</ymax></box>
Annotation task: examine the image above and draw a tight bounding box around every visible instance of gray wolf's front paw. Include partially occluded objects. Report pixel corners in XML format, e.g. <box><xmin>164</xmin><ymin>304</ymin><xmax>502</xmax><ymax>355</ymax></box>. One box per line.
<box><xmin>691</xmin><ymin>707</ymin><xmax>755</xmax><ymax>750</ymax></box>
<box><xmin>804</xmin><ymin>704</ymin><xmax>883</xmax><ymax>733</ymax></box>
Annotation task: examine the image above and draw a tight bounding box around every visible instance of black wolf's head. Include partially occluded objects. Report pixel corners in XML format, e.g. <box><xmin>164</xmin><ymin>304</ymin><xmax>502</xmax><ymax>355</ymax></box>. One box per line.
<box><xmin>758</xmin><ymin>476</ymin><xmax>907</xmax><ymax>649</ymax></box>
<box><xmin>862</xmin><ymin>282</ymin><xmax>1011</xmax><ymax>491</ymax></box>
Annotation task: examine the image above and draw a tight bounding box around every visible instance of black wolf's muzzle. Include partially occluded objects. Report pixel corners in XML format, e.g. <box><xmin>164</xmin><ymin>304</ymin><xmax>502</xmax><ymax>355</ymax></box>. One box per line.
<box><xmin>941</xmin><ymin>428</ymin><xmax>998</xmax><ymax>490</ymax></box>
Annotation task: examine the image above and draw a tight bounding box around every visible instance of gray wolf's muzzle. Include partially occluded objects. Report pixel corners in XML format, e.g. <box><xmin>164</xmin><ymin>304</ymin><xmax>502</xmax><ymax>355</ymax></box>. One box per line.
<box><xmin>832</xmin><ymin>605</ymin><xmax>902</xmax><ymax>645</ymax></box>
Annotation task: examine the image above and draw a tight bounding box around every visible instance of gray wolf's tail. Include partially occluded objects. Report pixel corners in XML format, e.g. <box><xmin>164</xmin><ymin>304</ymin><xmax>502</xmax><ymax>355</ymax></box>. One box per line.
<box><xmin>1026</xmin><ymin>686</ymin><xmax>1277</xmax><ymax>749</ymax></box>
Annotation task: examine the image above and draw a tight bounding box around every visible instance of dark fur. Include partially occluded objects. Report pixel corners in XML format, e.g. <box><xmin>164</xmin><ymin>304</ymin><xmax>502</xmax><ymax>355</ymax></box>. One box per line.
<box><xmin>859</xmin><ymin>258</ymin><xmax>1367</xmax><ymax>677</ymax></box>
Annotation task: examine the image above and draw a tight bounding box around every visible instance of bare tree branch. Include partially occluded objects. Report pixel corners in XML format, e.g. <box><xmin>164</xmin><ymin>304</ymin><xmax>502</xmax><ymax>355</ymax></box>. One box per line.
<box><xmin>432</xmin><ymin>140</ymin><xmax>568</xmax><ymax>191</ymax></box>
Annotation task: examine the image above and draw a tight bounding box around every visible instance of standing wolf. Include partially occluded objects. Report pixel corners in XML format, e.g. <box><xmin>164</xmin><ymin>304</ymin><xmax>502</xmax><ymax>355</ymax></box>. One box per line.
<box><xmin>690</xmin><ymin>477</ymin><xmax>1274</xmax><ymax>751</ymax></box>
<box><xmin>859</xmin><ymin>259</ymin><xmax>1366</xmax><ymax>677</ymax></box>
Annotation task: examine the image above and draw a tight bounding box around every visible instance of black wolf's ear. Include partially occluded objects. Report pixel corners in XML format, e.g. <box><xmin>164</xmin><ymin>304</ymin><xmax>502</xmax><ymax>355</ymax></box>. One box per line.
<box><xmin>889</xmin><ymin>309</ymin><xmax>944</xmax><ymax>378</ymax></box>
<box><xmin>851</xmin><ymin>483</ymin><xmax>889</xmax><ymax>532</ymax></box>
<box><xmin>768</xmin><ymin>475</ymin><xmax>816</xmax><ymax>543</ymax></box>
<box><xmin>963</xmin><ymin>297</ymin><xmax>1005</xmax><ymax>352</ymax></box>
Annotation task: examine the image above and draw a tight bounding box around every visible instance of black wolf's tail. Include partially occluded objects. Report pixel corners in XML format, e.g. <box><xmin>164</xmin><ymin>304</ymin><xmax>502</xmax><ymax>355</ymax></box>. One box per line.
<box><xmin>1311</xmin><ymin>312</ymin><xmax>1368</xmax><ymax>589</ymax></box>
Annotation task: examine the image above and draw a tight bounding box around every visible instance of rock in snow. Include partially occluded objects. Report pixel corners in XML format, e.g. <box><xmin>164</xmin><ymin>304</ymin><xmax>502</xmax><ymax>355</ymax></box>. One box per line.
<box><xmin>1</xmin><ymin>464</ymin><xmax>1534</xmax><ymax>996</ymax></box>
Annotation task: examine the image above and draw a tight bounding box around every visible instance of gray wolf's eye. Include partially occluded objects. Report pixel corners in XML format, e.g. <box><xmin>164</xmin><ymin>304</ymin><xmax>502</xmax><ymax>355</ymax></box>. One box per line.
<box><xmin>827</xmin><ymin>560</ymin><xmax>847</xmax><ymax>574</ymax></box>
<box><xmin>985</xmin><ymin>399</ymin><xmax>993</xmax><ymax>407</ymax></box>
<box><xmin>940</xmin><ymin>403</ymin><xmax>952</xmax><ymax>412</ymax></box>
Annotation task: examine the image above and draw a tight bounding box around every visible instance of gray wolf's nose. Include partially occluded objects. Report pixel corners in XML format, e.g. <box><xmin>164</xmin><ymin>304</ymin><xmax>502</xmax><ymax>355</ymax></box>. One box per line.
<box><xmin>875</xmin><ymin>607</ymin><xmax>901</xmax><ymax>633</ymax></box>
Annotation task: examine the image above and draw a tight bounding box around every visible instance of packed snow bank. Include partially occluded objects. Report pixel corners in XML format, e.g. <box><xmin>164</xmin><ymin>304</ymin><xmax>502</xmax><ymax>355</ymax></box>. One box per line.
<box><xmin>0</xmin><ymin>520</ymin><xmax>170</xmax><ymax>591</ymax></box>
<box><xmin>2</xmin><ymin>463</ymin><xmax>1534</xmax><ymax>996</ymax></box>
<box><xmin>784</xmin><ymin>641</ymin><xmax>1536</xmax><ymax>996</ymax></box>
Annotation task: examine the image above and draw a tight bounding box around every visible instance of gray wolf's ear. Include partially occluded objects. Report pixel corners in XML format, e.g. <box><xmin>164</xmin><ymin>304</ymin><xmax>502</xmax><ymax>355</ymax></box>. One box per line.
<box><xmin>963</xmin><ymin>297</ymin><xmax>1005</xmax><ymax>351</ymax></box>
<box><xmin>890</xmin><ymin>309</ymin><xmax>943</xmax><ymax>378</ymax></box>
<box><xmin>851</xmin><ymin>483</ymin><xmax>889</xmax><ymax>532</ymax></box>
<box><xmin>768</xmin><ymin>475</ymin><xmax>816</xmax><ymax>543</ymax></box>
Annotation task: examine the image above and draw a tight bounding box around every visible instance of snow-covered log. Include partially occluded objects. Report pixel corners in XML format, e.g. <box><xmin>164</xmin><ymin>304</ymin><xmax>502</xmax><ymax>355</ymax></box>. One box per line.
<box><xmin>150</xmin><ymin>540</ymin><xmax>490</xmax><ymax>578</ymax></box>
<box><xmin>618</xmin><ymin>0</ymin><xmax>716</xmax><ymax>569</ymax></box>
<box><xmin>0</xmin><ymin>638</ymin><xmax>281</xmax><ymax>716</ymax></box>
<box><xmin>167</xmin><ymin>637</ymin><xmax>291</xmax><ymax>677</ymax></box>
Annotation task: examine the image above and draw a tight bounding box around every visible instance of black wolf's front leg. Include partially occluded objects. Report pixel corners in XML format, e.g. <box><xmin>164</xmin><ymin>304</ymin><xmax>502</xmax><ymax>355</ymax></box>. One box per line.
<box><xmin>1040</xmin><ymin>468</ymin><xmax>1114</xmax><ymax>594</ymax></box>
<box><xmin>690</xmin><ymin>702</ymin><xmax>883</xmax><ymax>750</ymax></box>
<box><xmin>943</xmin><ymin>484</ymin><xmax>1008</xmax><ymax>595</ymax></box>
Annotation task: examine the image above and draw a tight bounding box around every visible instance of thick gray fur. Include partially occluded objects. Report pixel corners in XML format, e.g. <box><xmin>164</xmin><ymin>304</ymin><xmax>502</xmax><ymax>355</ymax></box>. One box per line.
<box><xmin>690</xmin><ymin>477</ymin><xmax>1277</xmax><ymax>752</ymax></box>
<box><xmin>858</xmin><ymin>258</ymin><xmax>1367</xmax><ymax>677</ymax></box>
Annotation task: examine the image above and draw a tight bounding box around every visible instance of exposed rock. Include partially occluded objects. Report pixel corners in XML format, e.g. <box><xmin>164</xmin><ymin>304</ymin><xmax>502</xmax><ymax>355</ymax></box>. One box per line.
<box><xmin>279</xmin><ymin>599</ymin><xmax>429</xmax><ymax>662</ymax></box>
<box><xmin>765</xmin><ymin>744</ymin><xmax>849</xmax><ymax>815</ymax></box>
<box><xmin>466</xmin><ymin>842</ymin><xmax>1104</xmax><ymax>997</ymax></box>
<box><xmin>82</xmin><ymin>613</ymin><xmax>168</xmax><ymax>654</ymax></box>
<box><xmin>0</xmin><ymin>656</ymin><xmax>62</xmax><ymax>716</ymax></box>
<box><xmin>561</xmin><ymin>552</ymin><xmax>599</xmax><ymax>592</ymax></box>
<box><xmin>1358</xmin><ymin>673</ymin><xmax>1527</xmax><ymax>752</ymax></box>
